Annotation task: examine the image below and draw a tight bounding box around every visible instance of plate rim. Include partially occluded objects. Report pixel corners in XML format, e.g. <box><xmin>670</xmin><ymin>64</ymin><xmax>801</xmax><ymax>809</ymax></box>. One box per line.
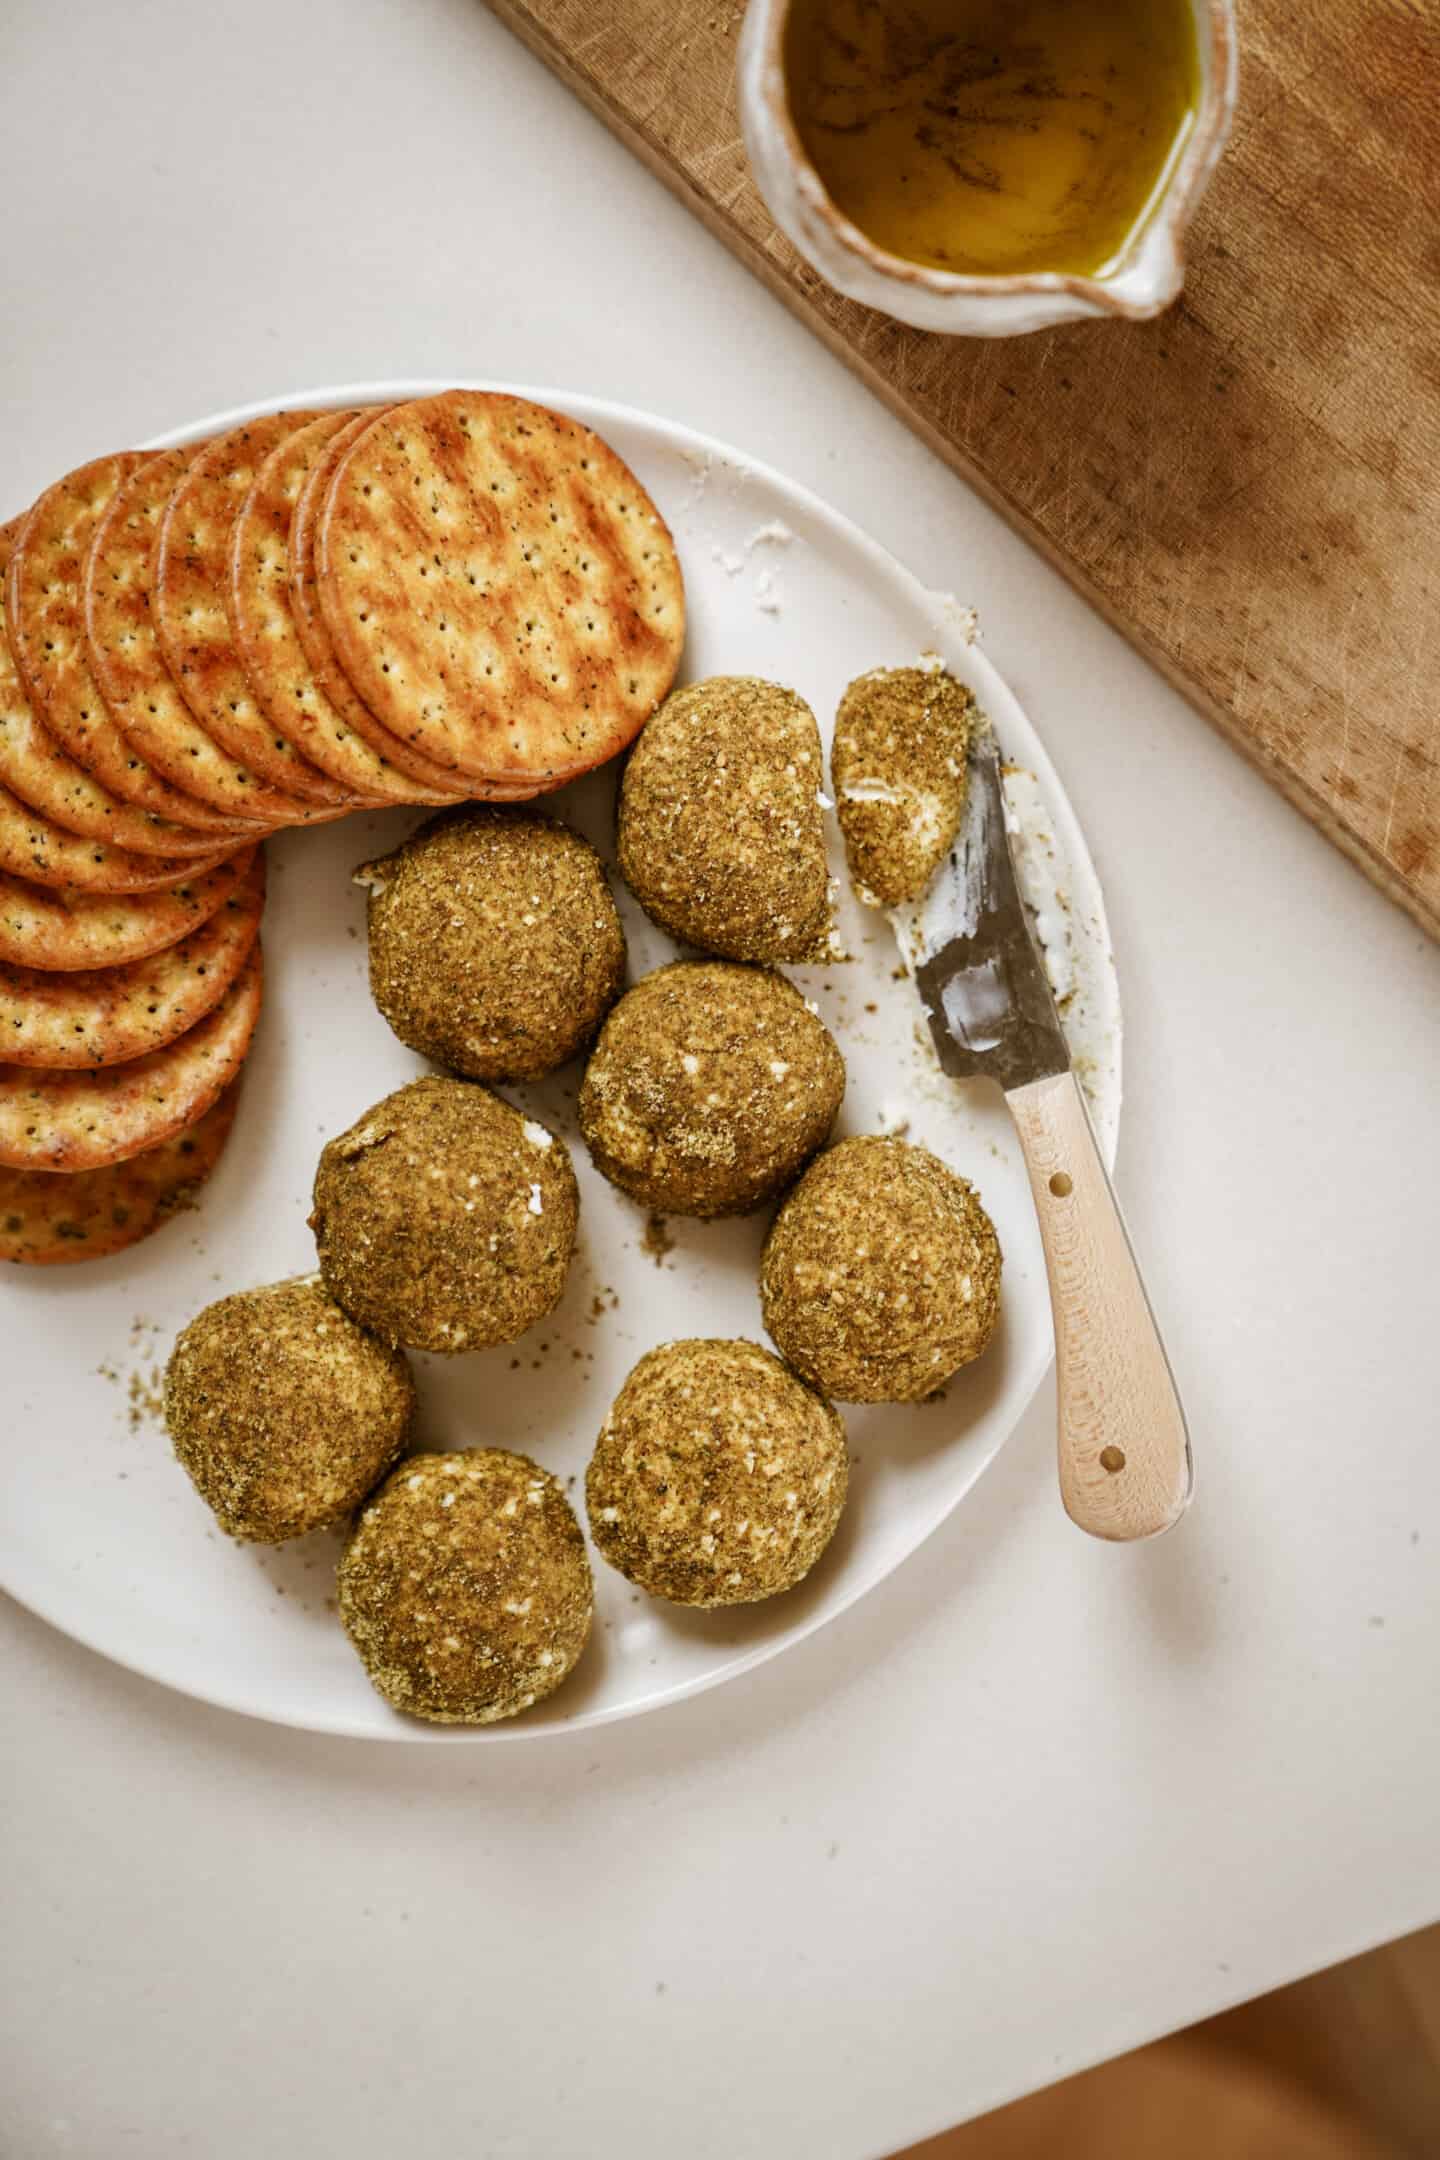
<box><xmin>0</xmin><ymin>379</ymin><xmax>1121</xmax><ymax>1742</ymax></box>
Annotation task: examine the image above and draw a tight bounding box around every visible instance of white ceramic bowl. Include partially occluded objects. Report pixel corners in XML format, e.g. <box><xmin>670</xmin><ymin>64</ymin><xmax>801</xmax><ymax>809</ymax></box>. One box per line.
<box><xmin>738</xmin><ymin>0</ymin><xmax>1238</xmax><ymax>337</ymax></box>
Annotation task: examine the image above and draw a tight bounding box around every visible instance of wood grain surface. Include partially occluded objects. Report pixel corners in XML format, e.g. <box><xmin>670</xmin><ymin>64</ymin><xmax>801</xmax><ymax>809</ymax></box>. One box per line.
<box><xmin>484</xmin><ymin>0</ymin><xmax>1440</xmax><ymax>937</ymax></box>
<box><xmin>901</xmin><ymin>1918</ymin><xmax>1440</xmax><ymax>2157</ymax></box>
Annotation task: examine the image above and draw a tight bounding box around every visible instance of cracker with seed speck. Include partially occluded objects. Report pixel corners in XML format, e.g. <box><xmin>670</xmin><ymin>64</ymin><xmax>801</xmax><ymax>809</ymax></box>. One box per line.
<box><xmin>0</xmin><ymin>542</ymin><xmax>243</xmax><ymax>895</ymax></box>
<box><xmin>0</xmin><ymin>942</ymin><xmax>262</xmax><ymax>1170</ymax></box>
<box><xmin>0</xmin><ymin>844</ymin><xmax>257</xmax><ymax>973</ymax></box>
<box><xmin>153</xmin><ymin>415</ymin><xmax>353</xmax><ymax>809</ymax></box>
<box><xmin>230</xmin><ymin>412</ymin><xmax>455</xmax><ymax>808</ymax></box>
<box><xmin>0</xmin><ymin>850</ymin><xmax>263</xmax><ymax>1066</ymax></box>
<box><xmin>0</xmin><ymin>1078</ymin><xmax>239</xmax><ymax>1266</ymax></box>
<box><xmin>0</xmin><ymin>514</ymin><xmax>238</xmax><ymax>859</ymax></box>
<box><xmin>7</xmin><ymin>458</ymin><xmax>254</xmax><ymax>839</ymax></box>
<box><xmin>288</xmin><ymin>409</ymin><xmax>503</xmax><ymax>799</ymax></box>
<box><xmin>84</xmin><ymin>450</ymin><xmax>324</xmax><ymax>826</ymax></box>
<box><xmin>316</xmin><ymin>391</ymin><xmax>684</xmax><ymax>786</ymax></box>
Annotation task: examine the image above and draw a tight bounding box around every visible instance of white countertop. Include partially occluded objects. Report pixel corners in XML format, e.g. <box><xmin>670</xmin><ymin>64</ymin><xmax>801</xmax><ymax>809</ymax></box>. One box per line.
<box><xmin>4</xmin><ymin>3</ymin><xmax>1438</xmax><ymax>2155</ymax></box>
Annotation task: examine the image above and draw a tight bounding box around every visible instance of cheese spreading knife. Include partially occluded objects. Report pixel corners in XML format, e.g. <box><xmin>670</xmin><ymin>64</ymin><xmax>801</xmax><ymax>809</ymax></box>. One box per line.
<box><xmin>892</xmin><ymin>726</ymin><xmax>1192</xmax><ymax>1541</ymax></box>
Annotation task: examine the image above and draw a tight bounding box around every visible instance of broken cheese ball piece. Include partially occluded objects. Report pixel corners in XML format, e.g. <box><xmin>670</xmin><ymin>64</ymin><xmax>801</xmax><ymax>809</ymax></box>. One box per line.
<box><xmin>832</xmin><ymin>665</ymin><xmax>973</xmax><ymax>907</ymax></box>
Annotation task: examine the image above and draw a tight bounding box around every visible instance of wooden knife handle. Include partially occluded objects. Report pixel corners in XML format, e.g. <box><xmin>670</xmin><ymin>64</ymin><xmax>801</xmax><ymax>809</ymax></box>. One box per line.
<box><xmin>1007</xmin><ymin>1070</ymin><xmax>1192</xmax><ymax>1541</ymax></box>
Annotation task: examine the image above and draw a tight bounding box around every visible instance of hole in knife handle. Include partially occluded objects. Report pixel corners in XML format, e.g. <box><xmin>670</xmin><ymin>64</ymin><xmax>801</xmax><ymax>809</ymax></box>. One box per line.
<box><xmin>1099</xmin><ymin>1447</ymin><xmax>1126</xmax><ymax>1474</ymax></box>
<box><xmin>1048</xmin><ymin>1171</ymin><xmax>1073</xmax><ymax>1197</ymax></box>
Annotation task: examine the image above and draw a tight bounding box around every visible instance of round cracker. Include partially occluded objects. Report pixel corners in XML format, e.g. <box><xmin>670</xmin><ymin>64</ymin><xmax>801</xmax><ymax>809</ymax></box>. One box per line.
<box><xmin>290</xmin><ymin>414</ymin><xmax>533</xmax><ymax>804</ymax></box>
<box><xmin>0</xmin><ymin>517</ymin><xmax>243</xmax><ymax>862</ymax></box>
<box><xmin>230</xmin><ymin>412</ymin><xmax>452</xmax><ymax>807</ymax></box>
<box><xmin>315</xmin><ymin>391</ymin><xmax>684</xmax><ymax>786</ymax></box>
<box><xmin>154</xmin><ymin>416</ymin><xmax>360</xmax><ymax>810</ymax></box>
<box><xmin>0</xmin><ymin>940</ymin><xmax>263</xmax><ymax>1170</ymax></box>
<box><xmin>0</xmin><ymin>846</ymin><xmax>257</xmax><ymax>973</ymax></box>
<box><xmin>288</xmin><ymin>409</ymin><xmax>483</xmax><ymax>798</ymax></box>
<box><xmin>0</xmin><ymin>601</ymin><xmax>243</xmax><ymax>900</ymax></box>
<box><xmin>84</xmin><ymin>451</ymin><xmax>336</xmax><ymax>827</ymax></box>
<box><xmin>6</xmin><ymin>454</ymin><xmax>259</xmax><ymax>840</ymax></box>
<box><xmin>0</xmin><ymin>850</ymin><xmax>264</xmax><ymax>1067</ymax></box>
<box><xmin>0</xmin><ymin>1077</ymin><xmax>239</xmax><ymax>1265</ymax></box>
<box><xmin>0</xmin><ymin>772</ymin><xmax>241</xmax><ymax>895</ymax></box>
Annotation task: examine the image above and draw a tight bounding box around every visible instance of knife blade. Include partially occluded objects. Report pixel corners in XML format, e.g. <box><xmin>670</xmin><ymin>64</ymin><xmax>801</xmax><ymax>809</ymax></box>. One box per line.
<box><xmin>896</xmin><ymin>723</ymin><xmax>1070</xmax><ymax>1092</ymax></box>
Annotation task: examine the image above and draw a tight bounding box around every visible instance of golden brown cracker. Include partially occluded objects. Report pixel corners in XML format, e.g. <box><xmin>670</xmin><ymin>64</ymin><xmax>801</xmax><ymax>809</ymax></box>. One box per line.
<box><xmin>0</xmin><ymin>940</ymin><xmax>263</xmax><ymax>1170</ymax></box>
<box><xmin>0</xmin><ymin>769</ymin><xmax>241</xmax><ymax>895</ymax></box>
<box><xmin>291</xmin><ymin>411</ymin><xmax>538</xmax><ymax>804</ymax></box>
<box><xmin>0</xmin><ymin>516</ymin><xmax>243</xmax><ymax>861</ymax></box>
<box><xmin>7</xmin><ymin>454</ymin><xmax>258</xmax><ymax>840</ymax></box>
<box><xmin>0</xmin><ymin>568</ymin><xmax>245</xmax><ymax>898</ymax></box>
<box><xmin>84</xmin><ymin>450</ymin><xmax>336</xmax><ymax>827</ymax></box>
<box><xmin>0</xmin><ymin>849</ymin><xmax>264</xmax><ymax>1066</ymax></box>
<box><xmin>230</xmin><ymin>412</ymin><xmax>450</xmax><ymax>807</ymax></box>
<box><xmin>153</xmin><ymin>416</ymin><xmax>358</xmax><ymax>809</ymax></box>
<box><xmin>316</xmin><ymin>392</ymin><xmax>684</xmax><ymax>786</ymax></box>
<box><xmin>0</xmin><ymin>846</ymin><xmax>257</xmax><ymax>973</ymax></box>
<box><xmin>0</xmin><ymin>1078</ymin><xmax>239</xmax><ymax>1265</ymax></box>
<box><xmin>288</xmin><ymin>409</ymin><xmax>486</xmax><ymax>798</ymax></box>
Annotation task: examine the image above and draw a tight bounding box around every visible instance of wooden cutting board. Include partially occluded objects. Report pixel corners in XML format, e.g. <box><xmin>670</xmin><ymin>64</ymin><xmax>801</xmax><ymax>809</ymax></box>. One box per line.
<box><xmin>486</xmin><ymin>0</ymin><xmax>1440</xmax><ymax>938</ymax></box>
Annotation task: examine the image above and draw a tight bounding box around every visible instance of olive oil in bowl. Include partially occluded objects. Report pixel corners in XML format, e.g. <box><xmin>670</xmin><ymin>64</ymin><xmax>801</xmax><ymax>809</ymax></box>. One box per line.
<box><xmin>783</xmin><ymin>0</ymin><xmax>1200</xmax><ymax>280</ymax></box>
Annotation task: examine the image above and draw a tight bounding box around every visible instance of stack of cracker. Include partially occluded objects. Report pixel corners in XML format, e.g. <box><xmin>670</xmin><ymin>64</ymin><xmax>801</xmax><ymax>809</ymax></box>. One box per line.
<box><xmin>0</xmin><ymin>390</ymin><xmax>684</xmax><ymax>1266</ymax></box>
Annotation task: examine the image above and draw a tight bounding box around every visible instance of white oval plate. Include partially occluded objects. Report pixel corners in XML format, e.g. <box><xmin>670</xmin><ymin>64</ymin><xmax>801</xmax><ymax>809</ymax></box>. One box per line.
<box><xmin>0</xmin><ymin>383</ymin><xmax>1120</xmax><ymax>1741</ymax></box>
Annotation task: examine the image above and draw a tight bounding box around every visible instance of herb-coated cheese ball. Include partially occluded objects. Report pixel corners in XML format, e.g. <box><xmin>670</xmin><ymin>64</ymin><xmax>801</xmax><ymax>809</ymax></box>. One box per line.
<box><xmin>164</xmin><ymin>1276</ymin><xmax>414</xmax><ymax>1543</ymax></box>
<box><xmin>617</xmin><ymin>676</ymin><xmax>835</xmax><ymax>964</ymax></box>
<box><xmin>761</xmin><ymin>1135</ymin><xmax>1002</xmax><ymax>1402</ymax></box>
<box><xmin>339</xmin><ymin>1449</ymin><xmax>593</xmax><ymax>1724</ymax></box>
<box><xmin>356</xmin><ymin>807</ymin><xmax>625</xmax><ymax>1081</ymax></box>
<box><xmin>310</xmin><ymin>1077</ymin><xmax>577</xmax><ymax>1354</ymax></box>
<box><xmin>832</xmin><ymin>666</ymin><xmax>974</xmax><ymax>906</ymax></box>
<box><xmin>587</xmin><ymin>1339</ymin><xmax>848</xmax><ymax>1606</ymax></box>
<box><xmin>578</xmin><ymin>961</ymin><xmax>844</xmax><ymax>1218</ymax></box>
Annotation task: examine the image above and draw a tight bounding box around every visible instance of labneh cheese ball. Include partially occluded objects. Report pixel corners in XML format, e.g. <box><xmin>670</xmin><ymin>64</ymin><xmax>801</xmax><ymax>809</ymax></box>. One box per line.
<box><xmin>310</xmin><ymin>1077</ymin><xmax>578</xmax><ymax>1354</ymax></box>
<box><xmin>339</xmin><ymin>1449</ymin><xmax>593</xmax><ymax>1724</ymax></box>
<box><xmin>587</xmin><ymin>1339</ymin><xmax>848</xmax><ymax>1606</ymax></box>
<box><xmin>164</xmin><ymin>1276</ymin><xmax>414</xmax><ymax>1543</ymax></box>
<box><xmin>761</xmin><ymin>1135</ymin><xmax>1002</xmax><ymax>1402</ymax></box>
<box><xmin>832</xmin><ymin>666</ymin><xmax>974</xmax><ymax>907</ymax></box>
<box><xmin>578</xmin><ymin>961</ymin><xmax>844</xmax><ymax>1217</ymax></box>
<box><xmin>617</xmin><ymin>675</ymin><xmax>835</xmax><ymax>964</ymax></box>
<box><xmin>356</xmin><ymin>807</ymin><xmax>626</xmax><ymax>1081</ymax></box>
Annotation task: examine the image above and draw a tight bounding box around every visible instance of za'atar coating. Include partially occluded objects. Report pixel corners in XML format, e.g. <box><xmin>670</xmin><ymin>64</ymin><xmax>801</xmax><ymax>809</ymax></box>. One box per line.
<box><xmin>339</xmin><ymin>1448</ymin><xmax>593</xmax><ymax>1725</ymax></box>
<box><xmin>761</xmin><ymin>1134</ymin><xmax>1001</xmax><ymax>1402</ymax></box>
<box><xmin>310</xmin><ymin>1076</ymin><xmax>577</xmax><ymax>1354</ymax></box>
<box><xmin>579</xmin><ymin>960</ymin><xmax>843</xmax><ymax>1217</ymax></box>
<box><xmin>358</xmin><ymin>807</ymin><xmax>625</xmax><ymax>1081</ymax></box>
<box><xmin>831</xmin><ymin>665</ymin><xmax>973</xmax><ymax>907</ymax></box>
<box><xmin>587</xmin><ymin>1338</ymin><xmax>848</xmax><ymax>1606</ymax></box>
<box><xmin>165</xmin><ymin>1275</ymin><xmax>414</xmax><ymax>1543</ymax></box>
<box><xmin>617</xmin><ymin>675</ymin><xmax>836</xmax><ymax>964</ymax></box>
